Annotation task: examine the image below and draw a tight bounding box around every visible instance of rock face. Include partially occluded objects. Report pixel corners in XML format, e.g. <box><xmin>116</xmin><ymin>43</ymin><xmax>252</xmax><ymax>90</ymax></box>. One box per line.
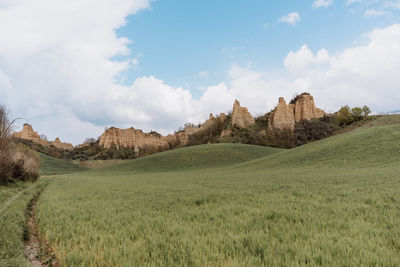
<box><xmin>268</xmin><ymin>97</ymin><xmax>296</xmax><ymax>131</ymax></box>
<box><xmin>232</xmin><ymin>100</ymin><xmax>255</xmax><ymax>128</ymax></box>
<box><xmin>99</xmin><ymin>127</ymin><xmax>170</xmax><ymax>151</ymax></box>
<box><xmin>268</xmin><ymin>93</ymin><xmax>326</xmax><ymax>132</ymax></box>
<box><xmin>292</xmin><ymin>94</ymin><xmax>326</xmax><ymax>122</ymax></box>
<box><xmin>13</xmin><ymin>124</ymin><xmax>75</xmax><ymax>150</ymax></box>
<box><xmin>13</xmin><ymin>124</ymin><xmax>49</xmax><ymax>147</ymax></box>
<box><xmin>50</xmin><ymin>137</ymin><xmax>74</xmax><ymax>151</ymax></box>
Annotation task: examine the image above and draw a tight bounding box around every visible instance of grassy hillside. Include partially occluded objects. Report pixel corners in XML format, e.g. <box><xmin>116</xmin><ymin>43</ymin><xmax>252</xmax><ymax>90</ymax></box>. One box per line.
<box><xmin>39</xmin><ymin>153</ymin><xmax>88</xmax><ymax>175</ymax></box>
<box><xmin>243</xmin><ymin>122</ymin><xmax>400</xmax><ymax>170</ymax></box>
<box><xmin>99</xmin><ymin>143</ymin><xmax>282</xmax><ymax>174</ymax></box>
<box><xmin>35</xmin><ymin>123</ymin><xmax>400</xmax><ymax>266</ymax></box>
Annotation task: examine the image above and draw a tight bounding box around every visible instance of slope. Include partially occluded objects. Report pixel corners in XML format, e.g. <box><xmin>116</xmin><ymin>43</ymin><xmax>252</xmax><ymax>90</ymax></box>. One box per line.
<box><xmin>241</xmin><ymin>122</ymin><xmax>400</xmax><ymax>170</ymax></box>
<box><xmin>39</xmin><ymin>153</ymin><xmax>88</xmax><ymax>175</ymax></box>
<box><xmin>98</xmin><ymin>143</ymin><xmax>282</xmax><ymax>174</ymax></box>
<box><xmin>36</xmin><ymin>123</ymin><xmax>400</xmax><ymax>266</ymax></box>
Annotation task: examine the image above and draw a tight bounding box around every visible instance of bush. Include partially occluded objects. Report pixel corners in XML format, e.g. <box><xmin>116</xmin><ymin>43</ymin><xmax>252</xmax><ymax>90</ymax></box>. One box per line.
<box><xmin>266</xmin><ymin>128</ymin><xmax>295</xmax><ymax>149</ymax></box>
<box><xmin>335</xmin><ymin>105</ymin><xmax>372</xmax><ymax>127</ymax></box>
<box><xmin>294</xmin><ymin>119</ymin><xmax>339</xmax><ymax>146</ymax></box>
<box><xmin>0</xmin><ymin>105</ymin><xmax>40</xmax><ymax>184</ymax></box>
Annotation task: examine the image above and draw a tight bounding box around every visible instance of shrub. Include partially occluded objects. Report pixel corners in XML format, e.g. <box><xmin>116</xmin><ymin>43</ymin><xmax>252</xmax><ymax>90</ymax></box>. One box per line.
<box><xmin>289</xmin><ymin>92</ymin><xmax>310</xmax><ymax>105</ymax></box>
<box><xmin>335</xmin><ymin>105</ymin><xmax>372</xmax><ymax>127</ymax></box>
<box><xmin>335</xmin><ymin>106</ymin><xmax>355</xmax><ymax>126</ymax></box>
<box><xmin>266</xmin><ymin>128</ymin><xmax>295</xmax><ymax>149</ymax></box>
<box><xmin>294</xmin><ymin>119</ymin><xmax>339</xmax><ymax>146</ymax></box>
<box><xmin>0</xmin><ymin>105</ymin><xmax>40</xmax><ymax>184</ymax></box>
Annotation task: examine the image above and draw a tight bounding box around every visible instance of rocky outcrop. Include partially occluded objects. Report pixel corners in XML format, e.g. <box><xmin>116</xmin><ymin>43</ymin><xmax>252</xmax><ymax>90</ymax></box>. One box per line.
<box><xmin>50</xmin><ymin>137</ymin><xmax>74</xmax><ymax>151</ymax></box>
<box><xmin>232</xmin><ymin>100</ymin><xmax>255</xmax><ymax>128</ymax></box>
<box><xmin>99</xmin><ymin>127</ymin><xmax>170</xmax><ymax>151</ymax></box>
<box><xmin>268</xmin><ymin>93</ymin><xmax>326</xmax><ymax>132</ymax></box>
<box><xmin>13</xmin><ymin>124</ymin><xmax>49</xmax><ymax>147</ymax></box>
<box><xmin>268</xmin><ymin>97</ymin><xmax>296</xmax><ymax>131</ymax></box>
<box><xmin>292</xmin><ymin>94</ymin><xmax>326</xmax><ymax>122</ymax></box>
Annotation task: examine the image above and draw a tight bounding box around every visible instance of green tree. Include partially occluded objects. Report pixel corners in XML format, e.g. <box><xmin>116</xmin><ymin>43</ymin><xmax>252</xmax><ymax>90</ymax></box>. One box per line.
<box><xmin>351</xmin><ymin>107</ymin><xmax>363</xmax><ymax>121</ymax></box>
<box><xmin>335</xmin><ymin>105</ymin><xmax>355</xmax><ymax>126</ymax></box>
<box><xmin>362</xmin><ymin>105</ymin><xmax>371</xmax><ymax>116</ymax></box>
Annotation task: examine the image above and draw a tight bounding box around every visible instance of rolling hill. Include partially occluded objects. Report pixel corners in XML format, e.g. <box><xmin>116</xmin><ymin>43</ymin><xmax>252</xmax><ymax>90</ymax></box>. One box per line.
<box><xmin>29</xmin><ymin>120</ymin><xmax>400</xmax><ymax>266</ymax></box>
<box><xmin>39</xmin><ymin>153</ymin><xmax>88</xmax><ymax>175</ymax></box>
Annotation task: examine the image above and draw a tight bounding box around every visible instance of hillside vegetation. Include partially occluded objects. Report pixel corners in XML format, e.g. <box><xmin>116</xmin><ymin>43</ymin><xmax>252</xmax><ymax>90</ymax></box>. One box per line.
<box><xmin>99</xmin><ymin>143</ymin><xmax>282</xmax><ymax>174</ymax></box>
<box><xmin>34</xmin><ymin>121</ymin><xmax>400</xmax><ymax>266</ymax></box>
<box><xmin>39</xmin><ymin>153</ymin><xmax>88</xmax><ymax>175</ymax></box>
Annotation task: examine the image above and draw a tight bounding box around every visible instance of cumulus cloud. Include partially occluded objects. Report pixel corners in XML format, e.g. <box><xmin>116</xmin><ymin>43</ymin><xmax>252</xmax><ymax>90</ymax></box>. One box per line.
<box><xmin>1</xmin><ymin>1</ymin><xmax>400</xmax><ymax>144</ymax></box>
<box><xmin>281</xmin><ymin>24</ymin><xmax>400</xmax><ymax>113</ymax></box>
<box><xmin>313</xmin><ymin>0</ymin><xmax>334</xmax><ymax>8</ymax></box>
<box><xmin>278</xmin><ymin>12</ymin><xmax>300</xmax><ymax>26</ymax></box>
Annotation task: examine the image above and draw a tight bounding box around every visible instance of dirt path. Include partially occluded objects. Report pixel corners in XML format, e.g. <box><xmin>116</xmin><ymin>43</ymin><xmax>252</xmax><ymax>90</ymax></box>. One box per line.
<box><xmin>0</xmin><ymin>183</ymin><xmax>37</xmax><ymax>215</ymax></box>
<box><xmin>24</xmin><ymin>189</ymin><xmax>59</xmax><ymax>267</ymax></box>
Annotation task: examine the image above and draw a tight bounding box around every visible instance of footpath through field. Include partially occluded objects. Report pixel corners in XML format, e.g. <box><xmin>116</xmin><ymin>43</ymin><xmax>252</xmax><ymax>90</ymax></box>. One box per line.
<box><xmin>0</xmin><ymin>183</ymin><xmax>39</xmax><ymax>215</ymax></box>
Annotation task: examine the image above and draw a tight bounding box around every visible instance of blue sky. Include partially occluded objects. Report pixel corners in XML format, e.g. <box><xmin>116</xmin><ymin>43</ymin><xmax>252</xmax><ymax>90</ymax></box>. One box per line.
<box><xmin>0</xmin><ymin>0</ymin><xmax>399</xmax><ymax>144</ymax></box>
<box><xmin>117</xmin><ymin>0</ymin><xmax>399</xmax><ymax>97</ymax></box>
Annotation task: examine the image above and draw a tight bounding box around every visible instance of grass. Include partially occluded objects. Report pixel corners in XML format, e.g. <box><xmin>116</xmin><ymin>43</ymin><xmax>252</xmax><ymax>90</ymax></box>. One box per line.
<box><xmin>39</xmin><ymin>153</ymin><xmax>88</xmax><ymax>175</ymax></box>
<box><xmin>0</xmin><ymin>179</ymin><xmax>49</xmax><ymax>267</ymax></box>
<box><xmin>73</xmin><ymin>159</ymin><xmax>126</xmax><ymax>170</ymax></box>
<box><xmin>100</xmin><ymin>143</ymin><xmax>282</xmax><ymax>174</ymax></box>
<box><xmin>33</xmin><ymin>123</ymin><xmax>400</xmax><ymax>266</ymax></box>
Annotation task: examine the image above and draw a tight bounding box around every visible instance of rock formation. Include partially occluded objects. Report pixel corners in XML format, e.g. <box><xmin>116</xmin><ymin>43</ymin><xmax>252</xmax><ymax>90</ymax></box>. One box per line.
<box><xmin>268</xmin><ymin>93</ymin><xmax>326</xmax><ymax>132</ymax></box>
<box><xmin>50</xmin><ymin>137</ymin><xmax>74</xmax><ymax>151</ymax></box>
<box><xmin>292</xmin><ymin>94</ymin><xmax>326</xmax><ymax>122</ymax></box>
<box><xmin>13</xmin><ymin>124</ymin><xmax>75</xmax><ymax>150</ymax></box>
<box><xmin>13</xmin><ymin>124</ymin><xmax>49</xmax><ymax>147</ymax></box>
<box><xmin>232</xmin><ymin>100</ymin><xmax>255</xmax><ymax>128</ymax></box>
<box><xmin>268</xmin><ymin>97</ymin><xmax>296</xmax><ymax>131</ymax></box>
<box><xmin>99</xmin><ymin>127</ymin><xmax>170</xmax><ymax>151</ymax></box>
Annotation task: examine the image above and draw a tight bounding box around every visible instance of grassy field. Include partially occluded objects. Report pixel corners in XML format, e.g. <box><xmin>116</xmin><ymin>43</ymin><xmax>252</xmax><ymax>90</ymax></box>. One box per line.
<box><xmin>39</xmin><ymin>153</ymin><xmax>88</xmax><ymax>175</ymax></box>
<box><xmin>0</xmin><ymin>180</ymin><xmax>50</xmax><ymax>267</ymax></box>
<box><xmin>32</xmin><ymin>123</ymin><xmax>400</xmax><ymax>266</ymax></box>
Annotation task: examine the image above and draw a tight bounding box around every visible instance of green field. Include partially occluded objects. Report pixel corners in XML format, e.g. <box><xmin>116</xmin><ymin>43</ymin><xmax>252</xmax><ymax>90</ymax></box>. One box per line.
<box><xmin>0</xmin><ymin>153</ymin><xmax>90</xmax><ymax>266</ymax></box>
<box><xmin>39</xmin><ymin>153</ymin><xmax>88</xmax><ymax>175</ymax></box>
<box><xmin>30</xmin><ymin>123</ymin><xmax>400</xmax><ymax>266</ymax></box>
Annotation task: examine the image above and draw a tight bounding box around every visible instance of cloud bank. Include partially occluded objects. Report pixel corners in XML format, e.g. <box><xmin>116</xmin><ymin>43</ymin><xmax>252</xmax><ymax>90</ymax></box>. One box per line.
<box><xmin>0</xmin><ymin>1</ymin><xmax>400</xmax><ymax>144</ymax></box>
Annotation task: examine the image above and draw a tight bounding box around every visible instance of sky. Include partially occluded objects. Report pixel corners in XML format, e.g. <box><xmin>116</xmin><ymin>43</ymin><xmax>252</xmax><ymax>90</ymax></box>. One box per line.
<box><xmin>0</xmin><ymin>0</ymin><xmax>399</xmax><ymax>144</ymax></box>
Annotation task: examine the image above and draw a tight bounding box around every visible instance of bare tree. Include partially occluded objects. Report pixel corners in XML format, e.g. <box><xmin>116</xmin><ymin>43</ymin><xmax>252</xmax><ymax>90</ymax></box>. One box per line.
<box><xmin>0</xmin><ymin>105</ymin><xmax>15</xmax><ymax>183</ymax></box>
<box><xmin>0</xmin><ymin>105</ymin><xmax>15</xmax><ymax>150</ymax></box>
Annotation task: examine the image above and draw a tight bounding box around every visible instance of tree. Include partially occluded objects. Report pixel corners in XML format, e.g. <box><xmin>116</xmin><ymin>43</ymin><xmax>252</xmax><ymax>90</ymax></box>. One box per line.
<box><xmin>362</xmin><ymin>105</ymin><xmax>371</xmax><ymax>116</ymax></box>
<box><xmin>335</xmin><ymin>106</ymin><xmax>354</xmax><ymax>126</ymax></box>
<box><xmin>351</xmin><ymin>107</ymin><xmax>363</xmax><ymax>121</ymax></box>
<box><xmin>0</xmin><ymin>105</ymin><xmax>15</xmax><ymax>184</ymax></box>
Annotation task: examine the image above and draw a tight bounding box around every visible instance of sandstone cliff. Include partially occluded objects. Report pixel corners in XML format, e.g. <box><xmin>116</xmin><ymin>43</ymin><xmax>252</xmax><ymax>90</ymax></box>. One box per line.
<box><xmin>292</xmin><ymin>94</ymin><xmax>326</xmax><ymax>122</ymax></box>
<box><xmin>268</xmin><ymin>93</ymin><xmax>326</xmax><ymax>132</ymax></box>
<box><xmin>165</xmin><ymin>113</ymin><xmax>227</xmax><ymax>147</ymax></box>
<box><xmin>13</xmin><ymin>124</ymin><xmax>50</xmax><ymax>147</ymax></box>
<box><xmin>50</xmin><ymin>137</ymin><xmax>74</xmax><ymax>151</ymax></box>
<box><xmin>232</xmin><ymin>100</ymin><xmax>255</xmax><ymax>128</ymax></box>
<box><xmin>99</xmin><ymin>127</ymin><xmax>170</xmax><ymax>151</ymax></box>
<box><xmin>268</xmin><ymin>97</ymin><xmax>296</xmax><ymax>131</ymax></box>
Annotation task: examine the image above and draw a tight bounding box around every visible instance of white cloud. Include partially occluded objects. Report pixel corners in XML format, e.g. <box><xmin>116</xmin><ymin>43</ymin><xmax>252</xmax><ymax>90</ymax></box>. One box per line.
<box><xmin>364</xmin><ymin>9</ymin><xmax>388</xmax><ymax>16</ymax></box>
<box><xmin>278</xmin><ymin>12</ymin><xmax>300</xmax><ymax>26</ymax></box>
<box><xmin>281</xmin><ymin>24</ymin><xmax>400</xmax><ymax>113</ymax></box>
<box><xmin>313</xmin><ymin>0</ymin><xmax>334</xmax><ymax>8</ymax></box>
<box><xmin>1</xmin><ymin>1</ymin><xmax>400</xmax><ymax>145</ymax></box>
<box><xmin>347</xmin><ymin>0</ymin><xmax>362</xmax><ymax>5</ymax></box>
